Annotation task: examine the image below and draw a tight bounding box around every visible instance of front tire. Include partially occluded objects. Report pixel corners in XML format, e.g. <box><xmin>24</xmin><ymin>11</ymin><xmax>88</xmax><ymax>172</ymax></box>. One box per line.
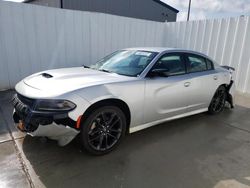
<box><xmin>80</xmin><ymin>106</ymin><xmax>126</xmax><ymax>155</ymax></box>
<box><xmin>208</xmin><ymin>86</ymin><xmax>227</xmax><ymax>114</ymax></box>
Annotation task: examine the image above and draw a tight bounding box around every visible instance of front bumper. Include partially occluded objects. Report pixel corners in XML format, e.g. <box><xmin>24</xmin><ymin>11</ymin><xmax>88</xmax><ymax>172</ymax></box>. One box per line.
<box><xmin>12</xmin><ymin>94</ymin><xmax>80</xmax><ymax>146</ymax></box>
<box><xmin>15</xmin><ymin>120</ymin><xmax>80</xmax><ymax>146</ymax></box>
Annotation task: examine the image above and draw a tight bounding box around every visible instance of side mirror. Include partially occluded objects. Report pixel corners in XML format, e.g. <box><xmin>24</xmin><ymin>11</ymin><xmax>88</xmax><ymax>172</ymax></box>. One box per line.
<box><xmin>148</xmin><ymin>68</ymin><xmax>169</xmax><ymax>77</ymax></box>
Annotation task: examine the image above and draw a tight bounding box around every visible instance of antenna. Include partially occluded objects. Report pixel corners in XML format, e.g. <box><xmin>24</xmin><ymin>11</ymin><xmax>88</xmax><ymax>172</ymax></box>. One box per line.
<box><xmin>187</xmin><ymin>0</ymin><xmax>192</xmax><ymax>21</ymax></box>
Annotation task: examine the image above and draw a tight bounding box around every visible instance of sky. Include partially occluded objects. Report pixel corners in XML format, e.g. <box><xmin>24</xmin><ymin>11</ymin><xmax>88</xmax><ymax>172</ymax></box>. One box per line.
<box><xmin>3</xmin><ymin>0</ymin><xmax>250</xmax><ymax>21</ymax></box>
<box><xmin>163</xmin><ymin>0</ymin><xmax>250</xmax><ymax>21</ymax></box>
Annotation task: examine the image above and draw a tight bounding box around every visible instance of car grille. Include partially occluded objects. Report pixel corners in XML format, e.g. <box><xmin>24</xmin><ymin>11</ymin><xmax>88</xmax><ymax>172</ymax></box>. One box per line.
<box><xmin>12</xmin><ymin>94</ymin><xmax>35</xmax><ymax>117</ymax></box>
<box><xmin>16</xmin><ymin>94</ymin><xmax>35</xmax><ymax>107</ymax></box>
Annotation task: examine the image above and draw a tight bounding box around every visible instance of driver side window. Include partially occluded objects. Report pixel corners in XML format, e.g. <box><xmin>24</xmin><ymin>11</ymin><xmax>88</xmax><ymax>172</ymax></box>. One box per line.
<box><xmin>153</xmin><ymin>54</ymin><xmax>186</xmax><ymax>76</ymax></box>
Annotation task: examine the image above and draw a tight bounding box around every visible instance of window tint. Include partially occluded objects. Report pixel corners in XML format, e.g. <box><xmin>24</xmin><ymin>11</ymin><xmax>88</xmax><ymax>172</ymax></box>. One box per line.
<box><xmin>187</xmin><ymin>55</ymin><xmax>207</xmax><ymax>73</ymax></box>
<box><xmin>206</xmin><ymin>59</ymin><xmax>213</xmax><ymax>70</ymax></box>
<box><xmin>138</xmin><ymin>56</ymin><xmax>150</xmax><ymax>66</ymax></box>
<box><xmin>153</xmin><ymin>54</ymin><xmax>186</xmax><ymax>76</ymax></box>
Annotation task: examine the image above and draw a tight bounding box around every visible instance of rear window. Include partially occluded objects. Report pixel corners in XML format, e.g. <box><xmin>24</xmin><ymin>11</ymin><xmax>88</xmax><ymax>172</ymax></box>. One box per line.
<box><xmin>186</xmin><ymin>54</ymin><xmax>214</xmax><ymax>73</ymax></box>
<box><xmin>206</xmin><ymin>59</ymin><xmax>214</xmax><ymax>70</ymax></box>
<box><xmin>187</xmin><ymin>55</ymin><xmax>207</xmax><ymax>73</ymax></box>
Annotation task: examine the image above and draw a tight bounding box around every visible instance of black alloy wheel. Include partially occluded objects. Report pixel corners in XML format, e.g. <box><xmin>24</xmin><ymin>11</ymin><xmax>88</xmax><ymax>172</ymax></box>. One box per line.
<box><xmin>81</xmin><ymin>106</ymin><xmax>126</xmax><ymax>155</ymax></box>
<box><xmin>208</xmin><ymin>86</ymin><xmax>227</xmax><ymax>114</ymax></box>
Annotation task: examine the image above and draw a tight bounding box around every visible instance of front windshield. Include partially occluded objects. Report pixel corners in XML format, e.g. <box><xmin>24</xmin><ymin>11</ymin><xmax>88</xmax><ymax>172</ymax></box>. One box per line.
<box><xmin>90</xmin><ymin>50</ymin><xmax>158</xmax><ymax>77</ymax></box>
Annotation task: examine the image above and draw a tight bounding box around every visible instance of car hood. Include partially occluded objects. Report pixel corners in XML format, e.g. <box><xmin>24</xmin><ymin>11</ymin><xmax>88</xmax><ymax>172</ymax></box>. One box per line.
<box><xmin>18</xmin><ymin>67</ymin><xmax>135</xmax><ymax>97</ymax></box>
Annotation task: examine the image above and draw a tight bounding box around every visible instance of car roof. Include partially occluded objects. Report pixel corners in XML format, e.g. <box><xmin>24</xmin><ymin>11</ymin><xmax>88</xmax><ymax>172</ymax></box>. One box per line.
<box><xmin>124</xmin><ymin>47</ymin><xmax>212</xmax><ymax>60</ymax></box>
<box><xmin>124</xmin><ymin>47</ymin><xmax>201</xmax><ymax>53</ymax></box>
<box><xmin>124</xmin><ymin>47</ymin><xmax>174</xmax><ymax>53</ymax></box>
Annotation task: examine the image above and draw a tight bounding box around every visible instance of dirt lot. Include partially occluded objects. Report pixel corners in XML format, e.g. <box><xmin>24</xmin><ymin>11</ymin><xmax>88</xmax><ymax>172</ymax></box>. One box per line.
<box><xmin>1</xmin><ymin>90</ymin><xmax>250</xmax><ymax>188</ymax></box>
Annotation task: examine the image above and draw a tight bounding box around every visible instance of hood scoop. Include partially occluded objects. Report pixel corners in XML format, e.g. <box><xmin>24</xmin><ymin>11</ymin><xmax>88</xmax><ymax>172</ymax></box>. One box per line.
<box><xmin>23</xmin><ymin>67</ymin><xmax>131</xmax><ymax>93</ymax></box>
<box><xmin>41</xmin><ymin>73</ymin><xmax>53</xmax><ymax>78</ymax></box>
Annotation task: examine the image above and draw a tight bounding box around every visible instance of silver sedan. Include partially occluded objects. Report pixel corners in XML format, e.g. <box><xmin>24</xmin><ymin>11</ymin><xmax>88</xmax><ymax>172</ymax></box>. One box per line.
<box><xmin>12</xmin><ymin>48</ymin><xmax>235</xmax><ymax>155</ymax></box>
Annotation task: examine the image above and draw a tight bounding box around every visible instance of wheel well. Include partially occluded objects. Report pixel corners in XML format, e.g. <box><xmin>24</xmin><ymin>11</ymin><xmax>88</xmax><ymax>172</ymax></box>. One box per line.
<box><xmin>220</xmin><ymin>84</ymin><xmax>227</xmax><ymax>88</ymax></box>
<box><xmin>215</xmin><ymin>84</ymin><xmax>227</xmax><ymax>89</ymax></box>
<box><xmin>218</xmin><ymin>84</ymin><xmax>228</xmax><ymax>91</ymax></box>
<box><xmin>82</xmin><ymin>99</ymin><xmax>131</xmax><ymax>133</ymax></box>
<box><xmin>219</xmin><ymin>83</ymin><xmax>234</xmax><ymax>107</ymax></box>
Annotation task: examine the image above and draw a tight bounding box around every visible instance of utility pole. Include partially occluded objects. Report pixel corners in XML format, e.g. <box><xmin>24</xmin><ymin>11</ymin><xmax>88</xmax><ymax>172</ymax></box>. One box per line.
<box><xmin>60</xmin><ymin>0</ymin><xmax>63</xmax><ymax>8</ymax></box>
<box><xmin>187</xmin><ymin>0</ymin><xmax>192</xmax><ymax>21</ymax></box>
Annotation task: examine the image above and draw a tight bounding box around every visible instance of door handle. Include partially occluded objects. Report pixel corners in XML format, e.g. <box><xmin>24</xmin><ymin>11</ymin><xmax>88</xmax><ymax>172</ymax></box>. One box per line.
<box><xmin>213</xmin><ymin>75</ymin><xmax>218</xmax><ymax>80</ymax></box>
<box><xmin>184</xmin><ymin>82</ymin><xmax>191</xmax><ymax>87</ymax></box>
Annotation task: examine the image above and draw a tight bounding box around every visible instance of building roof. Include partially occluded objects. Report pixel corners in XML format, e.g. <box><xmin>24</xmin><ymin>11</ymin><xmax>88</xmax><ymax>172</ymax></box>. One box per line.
<box><xmin>23</xmin><ymin>0</ymin><xmax>35</xmax><ymax>2</ymax></box>
<box><xmin>153</xmin><ymin>0</ymin><xmax>179</xmax><ymax>13</ymax></box>
<box><xmin>24</xmin><ymin>0</ymin><xmax>179</xmax><ymax>13</ymax></box>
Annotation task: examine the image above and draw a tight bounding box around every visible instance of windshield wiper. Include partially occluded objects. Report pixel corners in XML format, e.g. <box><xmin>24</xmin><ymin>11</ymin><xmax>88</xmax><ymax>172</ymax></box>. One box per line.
<box><xmin>98</xmin><ymin>69</ymin><xmax>134</xmax><ymax>76</ymax></box>
<box><xmin>98</xmin><ymin>69</ymin><xmax>113</xmax><ymax>73</ymax></box>
<box><xmin>82</xmin><ymin>64</ymin><xmax>90</xmax><ymax>68</ymax></box>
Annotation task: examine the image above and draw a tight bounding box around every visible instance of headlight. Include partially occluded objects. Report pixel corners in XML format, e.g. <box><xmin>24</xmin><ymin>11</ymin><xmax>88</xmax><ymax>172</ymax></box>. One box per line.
<box><xmin>34</xmin><ymin>100</ymin><xmax>76</xmax><ymax>111</ymax></box>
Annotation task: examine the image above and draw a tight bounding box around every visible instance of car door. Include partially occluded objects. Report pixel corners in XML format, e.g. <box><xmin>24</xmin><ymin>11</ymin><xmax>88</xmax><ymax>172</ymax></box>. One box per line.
<box><xmin>183</xmin><ymin>53</ymin><xmax>219</xmax><ymax>112</ymax></box>
<box><xmin>144</xmin><ymin>53</ymin><xmax>191</xmax><ymax>124</ymax></box>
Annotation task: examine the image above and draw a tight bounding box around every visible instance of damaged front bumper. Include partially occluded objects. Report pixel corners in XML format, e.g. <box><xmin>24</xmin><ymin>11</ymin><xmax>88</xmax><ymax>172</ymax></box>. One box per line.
<box><xmin>12</xmin><ymin>94</ymin><xmax>80</xmax><ymax>146</ymax></box>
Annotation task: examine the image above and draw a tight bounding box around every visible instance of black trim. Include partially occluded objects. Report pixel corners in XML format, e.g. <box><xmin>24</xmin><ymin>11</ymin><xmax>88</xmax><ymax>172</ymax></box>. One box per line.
<box><xmin>226</xmin><ymin>80</ymin><xmax>234</xmax><ymax>108</ymax></box>
<box><xmin>153</xmin><ymin>0</ymin><xmax>179</xmax><ymax>13</ymax></box>
<box><xmin>17</xmin><ymin>93</ymin><xmax>34</xmax><ymax>106</ymax></box>
<box><xmin>221</xmin><ymin>66</ymin><xmax>235</xmax><ymax>71</ymax></box>
<box><xmin>13</xmin><ymin>94</ymin><xmax>75</xmax><ymax>113</ymax></box>
<box><xmin>12</xmin><ymin>94</ymin><xmax>77</xmax><ymax>132</ymax></box>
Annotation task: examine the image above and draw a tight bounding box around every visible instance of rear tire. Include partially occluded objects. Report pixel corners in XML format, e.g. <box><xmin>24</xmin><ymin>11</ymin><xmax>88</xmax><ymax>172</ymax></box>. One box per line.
<box><xmin>208</xmin><ymin>86</ymin><xmax>227</xmax><ymax>114</ymax></box>
<box><xmin>80</xmin><ymin>106</ymin><xmax>126</xmax><ymax>155</ymax></box>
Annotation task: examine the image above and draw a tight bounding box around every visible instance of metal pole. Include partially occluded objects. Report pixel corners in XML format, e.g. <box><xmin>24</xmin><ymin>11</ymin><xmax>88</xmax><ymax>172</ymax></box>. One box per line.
<box><xmin>60</xmin><ymin>0</ymin><xmax>63</xmax><ymax>8</ymax></box>
<box><xmin>187</xmin><ymin>0</ymin><xmax>192</xmax><ymax>21</ymax></box>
